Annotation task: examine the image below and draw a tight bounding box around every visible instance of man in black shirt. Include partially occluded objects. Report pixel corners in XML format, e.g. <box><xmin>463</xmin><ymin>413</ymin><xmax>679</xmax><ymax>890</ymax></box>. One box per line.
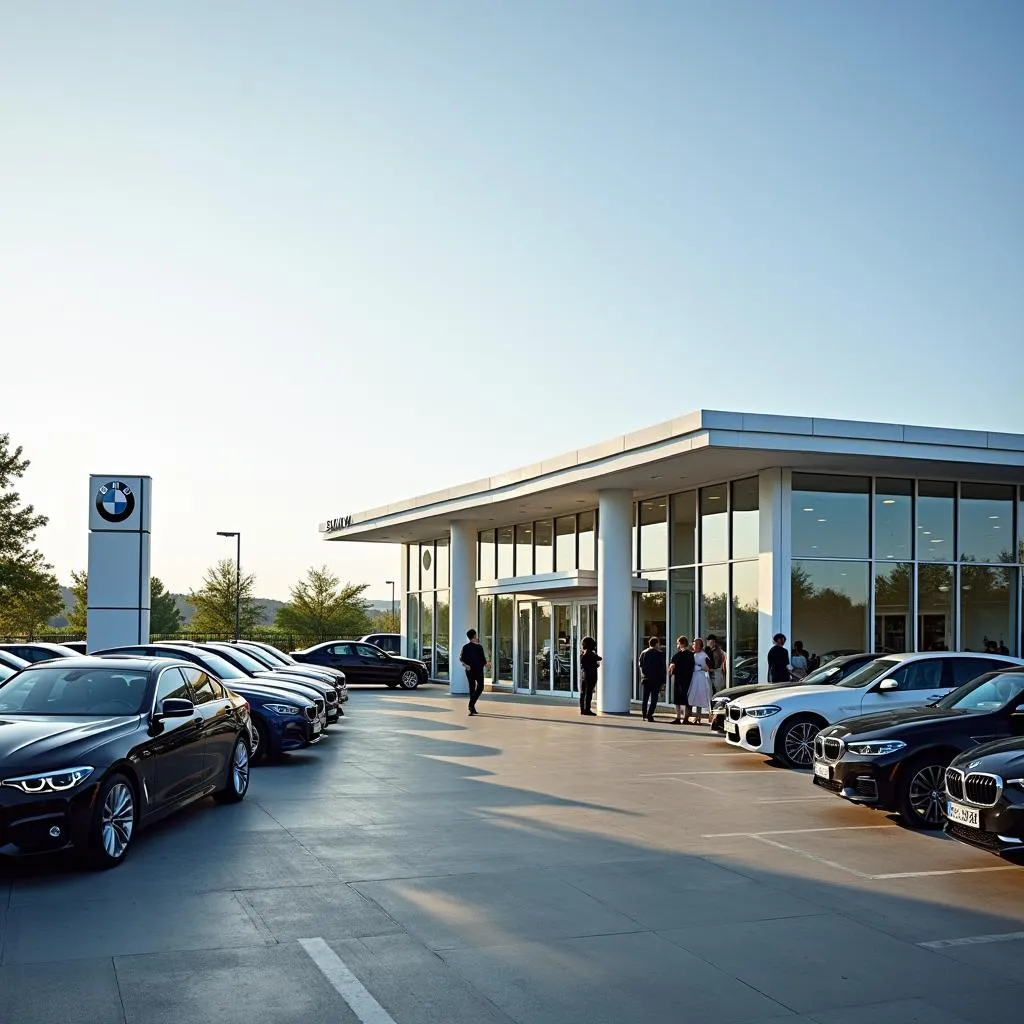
<box><xmin>459</xmin><ymin>629</ymin><xmax>490</xmax><ymax>716</ymax></box>
<box><xmin>638</xmin><ymin>636</ymin><xmax>667</xmax><ymax>722</ymax></box>
<box><xmin>766</xmin><ymin>633</ymin><xmax>791</xmax><ymax>684</ymax></box>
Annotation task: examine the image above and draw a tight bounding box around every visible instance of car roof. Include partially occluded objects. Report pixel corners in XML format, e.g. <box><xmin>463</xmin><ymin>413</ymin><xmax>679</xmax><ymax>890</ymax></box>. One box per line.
<box><xmin>28</xmin><ymin>655</ymin><xmax>169</xmax><ymax>672</ymax></box>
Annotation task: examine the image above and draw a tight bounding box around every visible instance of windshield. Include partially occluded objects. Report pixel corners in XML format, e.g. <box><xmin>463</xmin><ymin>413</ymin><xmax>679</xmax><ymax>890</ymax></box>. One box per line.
<box><xmin>177</xmin><ymin>650</ymin><xmax>245</xmax><ymax>681</ymax></box>
<box><xmin>837</xmin><ymin>659</ymin><xmax>899</xmax><ymax>689</ymax></box>
<box><xmin>938</xmin><ymin>673</ymin><xmax>1024</xmax><ymax>712</ymax></box>
<box><xmin>248</xmin><ymin>646</ymin><xmax>285</xmax><ymax>666</ymax></box>
<box><xmin>800</xmin><ymin>661</ymin><xmax>849</xmax><ymax>686</ymax></box>
<box><xmin>213</xmin><ymin>646</ymin><xmax>265</xmax><ymax>673</ymax></box>
<box><xmin>0</xmin><ymin>666</ymin><xmax>149</xmax><ymax>715</ymax></box>
<box><xmin>0</xmin><ymin>664</ymin><xmax>14</xmax><ymax>684</ymax></box>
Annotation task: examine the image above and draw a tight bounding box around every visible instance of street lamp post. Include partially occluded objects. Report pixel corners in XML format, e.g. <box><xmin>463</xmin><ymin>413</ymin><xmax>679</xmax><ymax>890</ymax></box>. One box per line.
<box><xmin>217</xmin><ymin>531</ymin><xmax>241</xmax><ymax>641</ymax></box>
<box><xmin>385</xmin><ymin>579</ymin><xmax>396</xmax><ymax>626</ymax></box>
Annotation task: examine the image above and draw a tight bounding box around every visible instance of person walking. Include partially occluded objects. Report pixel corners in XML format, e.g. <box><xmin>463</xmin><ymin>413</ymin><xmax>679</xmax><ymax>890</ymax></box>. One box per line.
<box><xmin>706</xmin><ymin>635</ymin><xmax>728</xmax><ymax>694</ymax></box>
<box><xmin>638</xmin><ymin>636</ymin><xmax>667</xmax><ymax>722</ymax></box>
<box><xmin>459</xmin><ymin>628</ymin><xmax>490</xmax><ymax>716</ymax></box>
<box><xmin>579</xmin><ymin>636</ymin><xmax>602</xmax><ymax>716</ymax></box>
<box><xmin>767</xmin><ymin>633</ymin><xmax>791</xmax><ymax>684</ymax></box>
<box><xmin>688</xmin><ymin>638</ymin><xmax>712</xmax><ymax>725</ymax></box>
<box><xmin>669</xmin><ymin>636</ymin><xmax>695</xmax><ymax>724</ymax></box>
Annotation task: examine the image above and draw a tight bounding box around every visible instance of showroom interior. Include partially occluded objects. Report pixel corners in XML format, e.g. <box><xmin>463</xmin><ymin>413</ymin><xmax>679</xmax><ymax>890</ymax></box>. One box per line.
<box><xmin>322</xmin><ymin>411</ymin><xmax>1024</xmax><ymax>714</ymax></box>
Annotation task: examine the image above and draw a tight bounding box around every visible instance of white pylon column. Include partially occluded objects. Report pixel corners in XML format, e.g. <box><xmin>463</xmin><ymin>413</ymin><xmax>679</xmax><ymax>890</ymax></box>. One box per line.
<box><xmin>448</xmin><ymin>520</ymin><xmax>477</xmax><ymax>696</ymax></box>
<box><xmin>597</xmin><ymin>488</ymin><xmax>634</xmax><ymax>714</ymax></box>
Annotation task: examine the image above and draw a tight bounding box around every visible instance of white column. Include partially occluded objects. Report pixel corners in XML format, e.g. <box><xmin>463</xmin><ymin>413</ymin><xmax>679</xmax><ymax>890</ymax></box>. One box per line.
<box><xmin>448</xmin><ymin>520</ymin><xmax>477</xmax><ymax>696</ymax></box>
<box><xmin>597</xmin><ymin>488</ymin><xmax>634</xmax><ymax>714</ymax></box>
<box><xmin>757</xmin><ymin>468</ymin><xmax>792</xmax><ymax>676</ymax></box>
<box><xmin>398</xmin><ymin>544</ymin><xmax>410</xmax><ymax>658</ymax></box>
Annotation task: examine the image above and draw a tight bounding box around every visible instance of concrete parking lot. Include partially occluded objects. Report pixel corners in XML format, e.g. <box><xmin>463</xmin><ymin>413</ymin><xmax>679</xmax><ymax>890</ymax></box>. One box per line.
<box><xmin>2</xmin><ymin>688</ymin><xmax>1023</xmax><ymax>1024</ymax></box>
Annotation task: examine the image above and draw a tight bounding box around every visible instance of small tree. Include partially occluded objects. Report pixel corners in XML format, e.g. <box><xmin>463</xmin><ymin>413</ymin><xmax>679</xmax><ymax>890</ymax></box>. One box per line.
<box><xmin>67</xmin><ymin>570</ymin><xmax>89</xmax><ymax>633</ymax></box>
<box><xmin>372</xmin><ymin>609</ymin><xmax>400</xmax><ymax>633</ymax></box>
<box><xmin>0</xmin><ymin>571</ymin><xmax>63</xmax><ymax>637</ymax></box>
<box><xmin>275</xmin><ymin>566</ymin><xmax>372</xmax><ymax>642</ymax></box>
<box><xmin>188</xmin><ymin>559</ymin><xmax>264</xmax><ymax>634</ymax></box>
<box><xmin>150</xmin><ymin>577</ymin><xmax>182</xmax><ymax>634</ymax></box>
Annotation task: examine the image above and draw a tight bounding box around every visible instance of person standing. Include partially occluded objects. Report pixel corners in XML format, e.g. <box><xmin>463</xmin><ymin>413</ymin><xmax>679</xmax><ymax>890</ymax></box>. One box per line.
<box><xmin>638</xmin><ymin>636</ymin><xmax>666</xmax><ymax>722</ymax></box>
<box><xmin>579</xmin><ymin>636</ymin><xmax>602</xmax><ymax>716</ymax></box>
<box><xmin>767</xmin><ymin>633</ymin><xmax>791</xmax><ymax>684</ymax></box>
<box><xmin>459</xmin><ymin>628</ymin><xmax>490</xmax><ymax>716</ymax></box>
<box><xmin>706</xmin><ymin>635</ymin><xmax>728</xmax><ymax>694</ymax></box>
<box><xmin>789</xmin><ymin>641</ymin><xmax>809</xmax><ymax>680</ymax></box>
<box><xmin>669</xmin><ymin>636</ymin><xmax>695</xmax><ymax>724</ymax></box>
<box><xmin>688</xmin><ymin>638</ymin><xmax>712</xmax><ymax>725</ymax></box>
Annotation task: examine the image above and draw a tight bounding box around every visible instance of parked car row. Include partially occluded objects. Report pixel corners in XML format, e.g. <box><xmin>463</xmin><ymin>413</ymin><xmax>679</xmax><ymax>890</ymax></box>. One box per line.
<box><xmin>712</xmin><ymin>648</ymin><xmax>1024</xmax><ymax>861</ymax></box>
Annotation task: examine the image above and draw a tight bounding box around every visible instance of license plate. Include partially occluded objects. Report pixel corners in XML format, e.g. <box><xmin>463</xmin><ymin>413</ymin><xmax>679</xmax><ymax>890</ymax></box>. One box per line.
<box><xmin>813</xmin><ymin>761</ymin><xmax>831</xmax><ymax>781</ymax></box>
<box><xmin>312</xmin><ymin>720</ymin><xmax>322</xmax><ymax>736</ymax></box>
<box><xmin>726</xmin><ymin>724</ymin><xmax>738</xmax><ymax>739</ymax></box>
<box><xmin>946</xmin><ymin>801</ymin><xmax>980</xmax><ymax>827</ymax></box>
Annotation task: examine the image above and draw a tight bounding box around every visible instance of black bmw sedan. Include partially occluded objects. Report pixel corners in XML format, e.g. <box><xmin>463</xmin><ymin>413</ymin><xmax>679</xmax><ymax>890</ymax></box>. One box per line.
<box><xmin>812</xmin><ymin>668</ymin><xmax>1024</xmax><ymax>828</ymax></box>
<box><xmin>0</xmin><ymin>656</ymin><xmax>252</xmax><ymax>868</ymax></box>
<box><xmin>944</xmin><ymin>737</ymin><xmax>1024</xmax><ymax>861</ymax></box>
<box><xmin>292</xmin><ymin>640</ymin><xmax>428</xmax><ymax>689</ymax></box>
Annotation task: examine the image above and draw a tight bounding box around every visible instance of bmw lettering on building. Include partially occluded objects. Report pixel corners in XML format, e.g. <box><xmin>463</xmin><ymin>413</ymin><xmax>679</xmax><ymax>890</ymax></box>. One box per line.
<box><xmin>95</xmin><ymin>480</ymin><xmax>136</xmax><ymax>523</ymax></box>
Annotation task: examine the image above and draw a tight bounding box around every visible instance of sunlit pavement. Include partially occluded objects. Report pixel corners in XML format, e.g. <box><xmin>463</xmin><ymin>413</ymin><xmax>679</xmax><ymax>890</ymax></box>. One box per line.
<box><xmin>3</xmin><ymin>688</ymin><xmax>1024</xmax><ymax>1024</ymax></box>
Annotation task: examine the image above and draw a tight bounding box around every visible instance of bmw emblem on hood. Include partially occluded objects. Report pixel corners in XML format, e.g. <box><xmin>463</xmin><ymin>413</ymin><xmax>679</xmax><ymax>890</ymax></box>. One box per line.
<box><xmin>96</xmin><ymin>480</ymin><xmax>136</xmax><ymax>523</ymax></box>
<box><xmin>967</xmin><ymin>760</ymin><xmax>982</xmax><ymax>770</ymax></box>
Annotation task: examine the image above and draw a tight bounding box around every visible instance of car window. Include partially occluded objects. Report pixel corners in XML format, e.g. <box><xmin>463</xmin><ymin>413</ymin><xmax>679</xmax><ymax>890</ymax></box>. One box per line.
<box><xmin>181</xmin><ymin>668</ymin><xmax>221</xmax><ymax>704</ymax></box>
<box><xmin>156</xmin><ymin>667</ymin><xmax>192</xmax><ymax>705</ymax></box>
<box><xmin>941</xmin><ymin>673</ymin><xmax>1024</xmax><ymax>712</ymax></box>
<box><xmin>356</xmin><ymin>644</ymin><xmax>386</xmax><ymax>659</ymax></box>
<box><xmin>893</xmin><ymin>660</ymin><xmax>944</xmax><ymax>691</ymax></box>
<box><xmin>214</xmin><ymin>646</ymin><xmax>265</xmax><ymax>673</ymax></box>
<box><xmin>948</xmin><ymin>658</ymin><xmax>1006</xmax><ymax>689</ymax></box>
<box><xmin>330</xmin><ymin>644</ymin><xmax>354</xmax><ymax>657</ymax></box>
<box><xmin>0</xmin><ymin>666</ymin><xmax>149</xmax><ymax>715</ymax></box>
<box><xmin>838</xmin><ymin>659</ymin><xmax>898</xmax><ymax>688</ymax></box>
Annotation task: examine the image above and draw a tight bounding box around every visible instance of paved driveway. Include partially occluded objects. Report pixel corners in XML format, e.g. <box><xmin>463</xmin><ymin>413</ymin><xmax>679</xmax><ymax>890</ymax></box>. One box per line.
<box><xmin>2</xmin><ymin>690</ymin><xmax>1023</xmax><ymax>1024</ymax></box>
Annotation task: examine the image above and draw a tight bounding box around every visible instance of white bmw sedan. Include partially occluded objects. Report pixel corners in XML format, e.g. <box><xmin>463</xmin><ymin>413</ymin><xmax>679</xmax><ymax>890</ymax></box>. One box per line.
<box><xmin>723</xmin><ymin>651</ymin><xmax>1024</xmax><ymax>768</ymax></box>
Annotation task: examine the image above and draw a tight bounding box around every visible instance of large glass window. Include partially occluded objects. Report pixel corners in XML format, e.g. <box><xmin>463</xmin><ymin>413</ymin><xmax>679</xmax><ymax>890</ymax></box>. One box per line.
<box><xmin>534</xmin><ymin>520</ymin><xmax>554</xmax><ymax>574</ymax></box>
<box><xmin>636</xmin><ymin>577</ymin><xmax>667</xmax><ymax>700</ymax></box>
<box><xmin>874</xmin><ymin>562</ymin><xmax>911</xmax><ymax>653</ymax></box>
<box><xmin>874</xmin><ymin>479</ymin><xmax>912</xmax><ymax>561</ymax></box>
<box><xmin>420</xmin><ymin>595</ymin><xmax>434</xmax><ymax>676</ymax></box>
<box><xmin>478</xmin><ymin>596</ymin><xmax>495</xmax><ymax>682</ymax></box>
<box><xmin>555</xmin><ymin>516</ymin><xmax>576</xmax><ymax>571</ymax></box>
<box><xmin>407</xmin><ymin>593</ymin><xmax>421</xmax><ymax>660</ymax></box>
<box><xmin>917</xmin><ymin>481</ymin><xmax>955</xmax><ymax>563</ymax></box>
<box><xmin>435</xmin><ymin>591</ymin><xmax>450</xmax><ymax>680</ymax></box>
<box><xmin>420</xmin><ymin>544</ymin><xmax>436</xmax><ymax>590</ymax></box>
<box><xmin>497</xmin><ymin>526</ymin><xmax>514</xmax><ymax>578</ymax></box>
<box><xmin>669</xmin><ymin>566</ymin><xmax>696</xmax><ymax>645</ymax></box>
<box><xmin>670</xmin><ymin>491</ymin><xmax>697</xmax><ymax>566</ymax></box>
<box><xmin>792</xmin><ymin>474</ymin><xmax>870</xmax><ymax>559</ymax></box>
<box><xmin>792</xmin><ymin>560</ymin><xmax>869</xmax><ymax>661</ymax></box>
<box><xmin>638</xmin><ymin>498</ymin><xmax>668</xmax><ymax>571</ymax></box>
<box><xmin>961</xmin><ymin>565</ymin><xmax>1017</xmax><ymax>654</ymax></box>
<box><xmin>960</xmin><ymin>483</ymin><xmax>1015</xmax><ymax>564</ymax></box>
<box><xmin>478</xmin><ymin>530</ymin><xmax>496</xmax><ymax>583</ymax></box>
<box><xmin>435</xmin><ymin>540</ymin><xmax>449</xmax><ymax>589</ymax></box>
<box><xmin>496</xmin><ymin>595</ymin><xmax>514</xmax><ymax>683</ymax></box>
<box><xmin>1019</xmin><ymin>487</ymin><xmax>1024</xmax><ymax>564</ymax></box>
<box><xmin>515</xmin><ymin>523</ymin><xmax>533</xmax><ymax>576</ymax></box>
<box><xmin>918</xmin><ymin>564</ymin><xmax>954</xmax><ymax>651</ymax></box>
<box><xmin>700</xmin><ymin>485</ymin><xmax>729</xmax><ymax>563</ymax></box>
<box><xmin>731</xmin><ymin>561</ymin><xmax>758</xmax><ymax>661</ymax></box>
<box><xmin>731</xmin><ymin>478</ymin><xmax>759</xmax><ymax>560</ymax></box>
<box><xmin>578</xmin><ymin>511</ymin><xmax>596</xmax><ymax>571</ymax></box>
<box><xmin>700</xmin><ymin>563</ymin><xmax>729</xmax><ymax>644</ymax></box>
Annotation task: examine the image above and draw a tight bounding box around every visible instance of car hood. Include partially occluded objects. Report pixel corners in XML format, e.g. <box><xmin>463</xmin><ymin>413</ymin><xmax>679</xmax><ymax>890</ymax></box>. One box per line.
<box><xmin>732</xmin><ymin>684</ymin><xmax>840</xmax><ymax>707</ymax></box>
<box><xmin>827</xmin><ymin>706</ymin><xmax>975</xmax><ymax>740</ymax></box>
<box><xmin>222</xmin><ymin>681</ymin><xmax>315</xmax><ymax>703</ymax></box>
<box><xmin>714</xmin><ymin>684</ymin><xmax>777</xmax><ymax>703</ymax></box>
<box><xmin>0</xmin><ymin>714</ymin><xmax>139</xmax><ymax>765</ymax></box>
<box><xmin>387</xmin><ymin>655</ymin><xmax>426</xmax><ymax>669</ymax></box>
<box><xmin>950</xmin><ymin>736</ymin><xmax>1024</xmax><ymax>773</ymax></box>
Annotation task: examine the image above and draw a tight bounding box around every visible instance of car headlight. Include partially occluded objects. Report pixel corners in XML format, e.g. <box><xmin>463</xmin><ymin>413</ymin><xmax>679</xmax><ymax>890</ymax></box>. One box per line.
<box><xmin>1005</xmin><ymin>778</ymin><xmax>1024</xmax><ymax>788</ymax></box>
<box><xmin>264</xmin><ymin>703</ymin><xmax>302</xmax><ymax>716</ymax></box>
<box><xmin>1</xmin><ymin>766</ymin><xmax>94</xmax><ymax>794</ymax></box>
<box><xmin>743</xmin><ymin>705</ymin><xmax>781</xmax><ymax>718</ymax></box>
<box><xmin>846</xmin><ymin>741</ymin><xmax>906</xmax><ymax>756</ymax></box>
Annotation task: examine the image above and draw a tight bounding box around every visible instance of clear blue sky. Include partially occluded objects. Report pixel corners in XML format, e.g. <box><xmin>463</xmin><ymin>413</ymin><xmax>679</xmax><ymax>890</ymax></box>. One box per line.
<box><xmin>2</xmin><ymin>1</ymin><xmax>1021</xmax><ymax>599</ymax></box>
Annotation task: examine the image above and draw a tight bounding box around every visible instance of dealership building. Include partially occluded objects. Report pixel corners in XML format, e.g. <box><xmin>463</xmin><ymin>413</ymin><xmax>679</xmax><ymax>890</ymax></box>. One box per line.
<box><xmin>322</xmin><ymin>410</ymin><xmax>1024</xmax><ymax>714</ymax></box>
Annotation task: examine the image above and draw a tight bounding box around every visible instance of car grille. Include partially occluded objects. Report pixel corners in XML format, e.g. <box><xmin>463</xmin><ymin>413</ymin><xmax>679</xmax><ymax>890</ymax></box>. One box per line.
<box><xmin>947</xmin><ymin>822</ymin><xmax>1001</xmax><ymax>852</ymax></box>
<box><xmin>945</xmin><ymin>768</ymin><xmax>965</xmax><ymax>802</ymax></box>
<box><xmin>729</xmin><ymin>706</ymin><xmax>743</xmax><ymax>722</ymax></box>
<box><xmin>822</xmin><ymin>737</ymin><xmax>844</xmax><ymax>762</ymax></box>
<box><xmin>324</xmin><ymin>693</ymin><xmax>338</xmax><ymax>708</ymax></box>
<box><xmin>964</xmin><ymin>773</ymin><xmax>1002</xmax><ymax>807</ymax></box>
<box><xmin>304</xmin><ymin>705</ymin><xmax>317</xmax><ymax>721</ymax></box>
<box><xmin>853</xmin><ymin>777</ymin><xmax>878</xmax><ymax>800</ymax></box>
<box><xmin>816</xmin><ymin>776</ymin><xmax>843</xmax><ymax>794</ymax></box>
<box><xmin>313</xmin><ymin>697</ymin><xmax>325</xmax><ymax>715</ymax></box>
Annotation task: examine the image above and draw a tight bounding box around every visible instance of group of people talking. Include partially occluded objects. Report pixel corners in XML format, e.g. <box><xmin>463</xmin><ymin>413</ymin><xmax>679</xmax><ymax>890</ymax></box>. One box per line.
<box><xmin>637</xmin><ymin>634</ymin><xmax>727</xmax><ymax>724</ymax></box>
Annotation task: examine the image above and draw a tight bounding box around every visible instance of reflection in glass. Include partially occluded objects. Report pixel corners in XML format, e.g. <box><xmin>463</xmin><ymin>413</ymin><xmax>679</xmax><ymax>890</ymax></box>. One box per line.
<box><xmin>435</xmin><ymin>590</ymin><xmax>450</xmax><ymax>679</ymax></box>
<box><xmin>517</xmin><ymin>603</ymin><xmax>531</xmax><ymax>689</ymax></box>
<box><xmin>960</xmin><ymin>483</ymin><xmax>1014</xmax><ymax>564</ymax></box>
<box><xmin>555</xmin><ymin>516</ymin><xmax>576</xmax><ymax>570</ymax></box>
<box><xmin>700</xmin><ymin>563</ymin><xmax>728</xmax><ymax>644</ymax></box>
<box><xmin>917</xmin><ymin>482</ymin><xmax>954</xmax><ymax>563</ymax></box>
<box><xmin>407</xmin><ymin>593</ymin><xmax>420</xmax><ymax>661</ymax></box>
<box><xmin>478</xmin><ymin>530</ymin><xmax>496</xmax><ymax>582</ymax></box>
<box><xmin>515</xmin><ymin>524</ymin><xmax>534</xmax><ymax>576</ymax></box>
<box><xmin>553</xmin><ymin>604</ymin><xmax>573</xmax><ymax>692</ymax></box>
<box><xmin>420</xmin><ymin>594</ymin><xmax>434</xmax><ymax>677</ymax></box>
<box><xmin>669</xmin><ymin>567</ymin><xmax>696</xmax><ymax>646</ymax></box>
<box><xmin>636</xmin><ymin>575</ymin><xmax>667</xmax><ymax>700</ymax></box>
<box><xmin>874</xmin><ymin>562</ymin><xmax>911</xmax><ymax>653</ymax></box>
<box><xmin>791</xmin><ymin>560</ymin><xmax>869</xmax><ymax>661</ymax></box>
<box><xmin>578</xmin><ymin>511</ymin><xmax>596</xmax><ymax>571</ymax></box>
<box><xmin>478</xmin><ymin>596</ymin><xmax>494</xmax><ymax>682</ymax></box>
<box><xmin>534</xmin><ymin>520</ymin><xmax>554</xmax><ymax>574</ymax></box>
<box><xmin>671</xmin><ymin>491</ymin><xmax>697</xmax><ymax>566</ymax></box>
<box><xmin>961</xmin><ymin>565</ymin><xmax>1017</xmax><ymax>654</ymax></box>
<box><xmin>638</xmin><ymin>497</ymin><xmax>668</xmax><ymax>570</ymax></box>
<box><xmin>731</xmin><ymin>478</ymin><xmax>759</xmax><ymax>560</ymax></box>
<box><xmin>534</xmin><ymin>602</ymin><xmax>552</xmax><ymax>689</ymax></box>
<box><xmin>791</xmin><ymin>474</ymin><xmax>870</xmax><ymax>559</ymax></box>
<box><xmin>497</xmin><ymin>527</ymin><xmax>514</xmax><ymax>578</ymax></box>
<box><xmin>700</xmin><ymin>485</ymin><xmax>729</xmax><ymax>563</ymax></box>
<box><xmin>917</xmin><ymin>564</ymin><xmax>954</xmax><ymax>651</ymax></box>
<box><xmin>874</xmin><ymin>479</ymin><xmax>912</xmax><ymax>561</ymax></box>
<box><xmin>435</xmin><ymin>540</ymin><xmax>449</xmax><ymax>589</ymax></box>
<box><xmin>420</xmin><ymin>543</ymin><xmax>435</xmax><ymax>589</ymax></box>
<box><xmin>731</xmin><ymin>561</ymin><xmax>759</xmax><ymax>663</ymax></box>
<box><xmin>496</xmin><ymin>596</ymin><xmax>514</xmax><ymax>682</ymax></box>
<box><xmin>408</xmin><ymin>545</ymin><xmax>419</xmax><ymax>590</ymax></box>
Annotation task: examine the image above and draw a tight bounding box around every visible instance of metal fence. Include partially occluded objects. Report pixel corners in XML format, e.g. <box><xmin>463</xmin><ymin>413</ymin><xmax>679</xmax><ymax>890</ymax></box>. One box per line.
<box><xmin>0</xmin><ymin>631</ymin><xmax>328</xmax><ymax>653</ymax></box>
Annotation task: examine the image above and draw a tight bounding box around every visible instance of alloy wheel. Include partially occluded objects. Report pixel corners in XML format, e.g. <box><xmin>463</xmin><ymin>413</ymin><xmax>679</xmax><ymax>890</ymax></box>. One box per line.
<box><xmin>101</xmin><ymin>782</ymin><xmax>135</xmax><ymax>859</ymax></box>
<box><xmin>908</xmin><ymin>765</ymin><xmax>946</xmax><ymax>825</ymax></box>
<box><xmin>232</xmin><ymin>740</ymin><xmax>250</xmax><ymax>795</ymax></box>
<box><xmin>783</xmin><ymin>722</ymin><xmax>818</xmax><ymax>767</ymax></box>
<box><xmin>400</xmin><ymin>669</ymin><xmax>420</xmax><ymax>689</ymax></box>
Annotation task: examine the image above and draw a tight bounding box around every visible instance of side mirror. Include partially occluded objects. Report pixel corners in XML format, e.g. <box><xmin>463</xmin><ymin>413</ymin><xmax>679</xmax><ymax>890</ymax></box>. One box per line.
<box><xmin>158</xmin><ymin>697</ymin><xmax>195</xmax><ymax>718</ymax></box>
<box><xmin>877</xmin><ymin>679</ymin><xmax>900</xmax><ymax>693</ymax></box>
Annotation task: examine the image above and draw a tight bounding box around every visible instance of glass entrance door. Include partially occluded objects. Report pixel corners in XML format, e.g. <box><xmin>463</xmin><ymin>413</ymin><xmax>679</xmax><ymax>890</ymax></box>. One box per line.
<box><xmin>553</xmin><ymin>604</ymin><xmax>574</xmax><ymax>692</ymax></box>
<box><xmin>516</xmin><ymin>602</ymin><xmax>531</xmax><ymax>691</ymax></box>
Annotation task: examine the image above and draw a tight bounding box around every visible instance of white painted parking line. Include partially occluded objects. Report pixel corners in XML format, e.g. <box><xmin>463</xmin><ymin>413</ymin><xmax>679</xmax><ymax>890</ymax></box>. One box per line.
<box><xmin>299</xmin><ymin>937</ymin><xmax>397</xmax><ymax>1024</ymax></box>
<box><xmin>748</xmin><ymin>834</ymin><xmax>872</xmax><ymax>879</ymax></box>
<box><xmin>702</xmin><ymin>825</ymin><xmax>895</xmax><ymax>838</ymax></box>
<box><xmin>873</xmin><ymin>866</ymin><xmax>1019</xmax><ymax>880</ymax></box>
<box><xmin>919</xmin><ymin>930</ymin><xmax>1024</xmax><ymax>949</ymax></box>
<box><xmin>639</xmin><ymin>770</ymin><xmax>781</xmax><ymax>777</ymax></box>
<box><xmin>754</xmin><ymin>796</ymin><xmax>834</xmax><ymax>804</ymax></box>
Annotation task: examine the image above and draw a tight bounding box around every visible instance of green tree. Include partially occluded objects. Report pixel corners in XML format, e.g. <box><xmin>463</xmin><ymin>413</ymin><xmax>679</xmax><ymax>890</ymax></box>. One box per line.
<box><xmin>67</xmin><ymin>569</ymin><xmax>89</xmax><ymax>633</ymax></box>
<box><xmin>188</xmin><ymin>559</ymin><xmax>264</xmax><ymax>634</ymax></box>
<box><xmin>275</xmin><ymin>566</ymin><xmax>372</xmax><ymax>642</ymax></box>
<box><xmin>0</xmin><ymin>434</ymin><xmax>63</xmax><ymax>636</ymax></box>
<box><xmin>150</xmin><ymin>577</ymin><xmax>182</xmax><ymax>634</ymax></box>
<box><xmin>372</xmin><ymin>609</ymin><xmax>400</xmax><ymax>633</ymax></box>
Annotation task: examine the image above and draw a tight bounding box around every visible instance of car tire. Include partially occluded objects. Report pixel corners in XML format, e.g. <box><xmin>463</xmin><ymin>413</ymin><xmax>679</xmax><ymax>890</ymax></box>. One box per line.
<box><xmin>773</xmin><ymin>715</ymin><xmax>823</xmax><ymax>769</ymax></box>
<box><xmin>82</xmin><ymin>772</ymin><xmax>136</xmax><ymax>870</ymax></box>
<box><xmin>253</xmin><ymin>718</ymin><xmax>271</xmax><ymax>764</ymax></box>
<box><xmin>896</xmin><ymin>755</ymin><xmax>950</xmax><ymax>829</ymax></box>
<box><xmin>213</xmin><ymin>735</ymin><xmax>251</xmax><ymax>805</ymax></box>
<box><xmin>399</xmin><ymin>669</ymin><xmax>421</xmax><ymax>690</ymax></box>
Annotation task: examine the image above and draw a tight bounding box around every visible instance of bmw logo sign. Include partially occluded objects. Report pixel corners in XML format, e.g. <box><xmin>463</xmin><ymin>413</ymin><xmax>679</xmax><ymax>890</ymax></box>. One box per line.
<box><xmin>96</xmin><ymin>480</ymin><xmax>136</xmax><ymax>523</ymax></box>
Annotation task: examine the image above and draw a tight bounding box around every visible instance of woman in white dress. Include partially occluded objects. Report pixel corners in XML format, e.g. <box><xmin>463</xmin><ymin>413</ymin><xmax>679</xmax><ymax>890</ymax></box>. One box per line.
<box><xmin>689</xmin><ymin>638</ymin><xmax>712</xmax><ymax>725</ymax></box>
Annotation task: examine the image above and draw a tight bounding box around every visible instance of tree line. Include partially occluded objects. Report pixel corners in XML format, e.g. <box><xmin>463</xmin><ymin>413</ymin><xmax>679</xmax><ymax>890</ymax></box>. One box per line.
<box><xmin>1</xmin><ymin>432</ymin><xmax>397</xmax><ymax>642</ymax></box>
